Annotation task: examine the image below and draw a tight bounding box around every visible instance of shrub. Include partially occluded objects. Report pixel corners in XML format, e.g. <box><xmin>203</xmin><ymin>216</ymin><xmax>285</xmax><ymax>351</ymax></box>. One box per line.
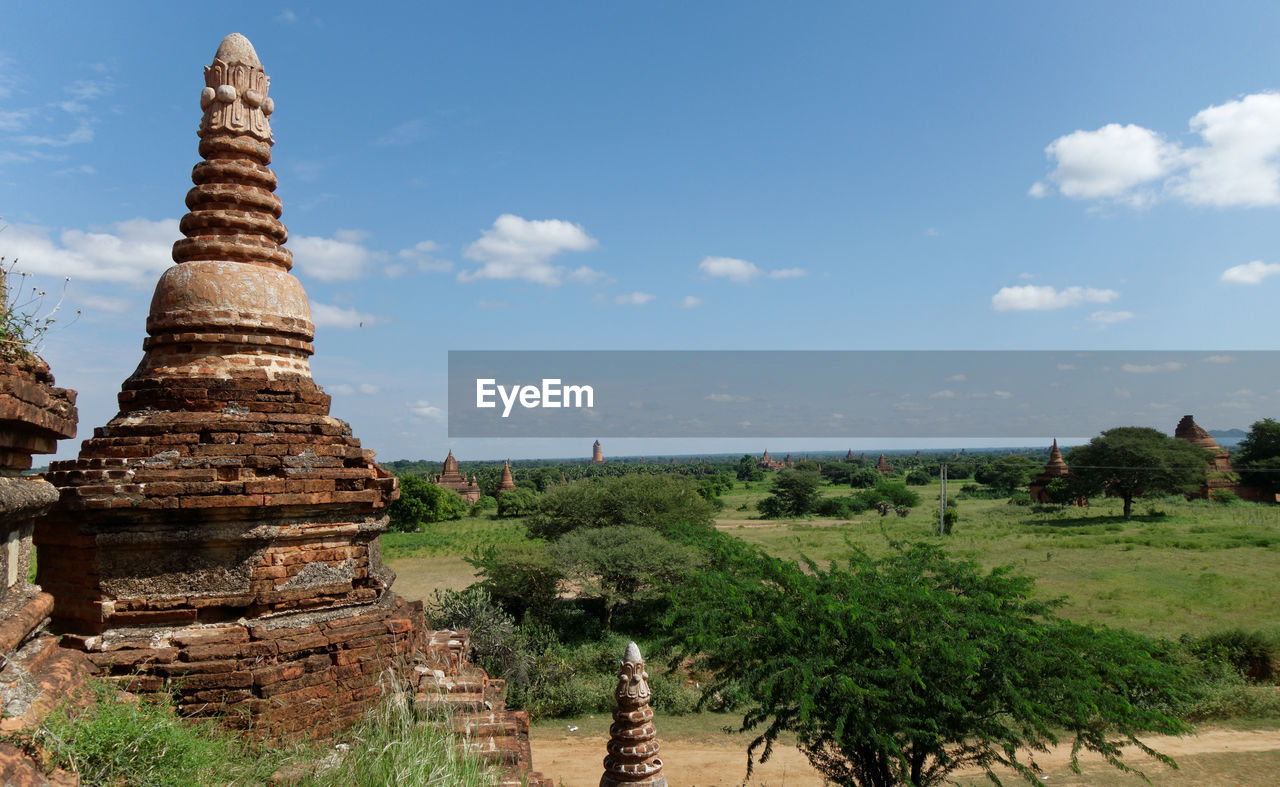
<box><xmin>496</xmin><ymin>487</ymin><xmax>539</xmax><ymax>518</ymax></box>
<box><xmin>526</xmin><ymin>474</ymin><xmax>715</xmax><ymax>539</ymax></box>
<box><xmin>388</xmin><ymin>476</ymin><xmax>467</xmax><ymax>531</ymax></box>
<box><xmin>466</xmin><ymin>541</ymin><xmax>561</xmax><ymax>621</ymax></box>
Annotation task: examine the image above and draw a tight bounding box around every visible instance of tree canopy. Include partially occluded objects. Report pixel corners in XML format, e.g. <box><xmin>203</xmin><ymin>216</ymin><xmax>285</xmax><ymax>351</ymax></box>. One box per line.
<box><xmin>387</xmin><ymin>475</ymin><xmax>467</xmax><ymax>531</ymax></box>
<box><xmin>524</xmin><ymin>474</ymin><xmax>715</xmax><ymax>539</ymax></box>
<box><xmin>665</xmin><ymin>542</ymin><xmax>1192</xmax><ymax>786</ymax></box>
<box><xmin>1064</xmin><ymin>427</ymin><xmax>1212</xmax><ymax>517</ymax></box>
<box><xmin>1235</xmin><ymin>418</ymin><xmax>1280</xmax><ymax>496</ymax></box>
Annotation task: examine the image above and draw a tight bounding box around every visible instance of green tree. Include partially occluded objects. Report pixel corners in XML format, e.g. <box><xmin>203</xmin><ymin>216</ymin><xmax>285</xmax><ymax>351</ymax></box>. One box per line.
<box><xmin>525</xmin><ymin>474</ymin><xmax>715</xmax><ymax>539</ymax></box>
<box><xmin>550</xmin><ymin>525</ymin><xmax>702</xmax><ymax>630</ymax></box>
<box><xmin>388</xmin><ymin>475</ymin><xmax>467</xmax><ymax>531</ymax></box>
<box><xmin>973</xmin><ymin>455</ymin><xmax>1039</xmax><ymax>494</ymax></box>
<box><xmin>904</xmin><ymin>468</ymin><xmax>932</xmax><ymax>486</ymax></box>
<box><xmin>666</xmin><ymin>543</ymin><xmax>1191</xmax><ymax>786</ymax></box>
<box><xmin>736</xmin><ymin>454</ymin><xmax>765</xmax><ymax>482</ymax></box>
<box><xmin>497</xmin><ymin>487</ymin><xmax>539</xmax><ymax>518</ymax></box>
<box><xmin>1065</xmin><ymin>427</ymin><xmax>1212</xmax><ymax>518</ymax></box>
<box><xmin>758</xmin><ymin>469</ymin><xmax>821</xmax><ymax>517</ymax></box>
<box><xmin>848</xmin><ymin>466</ymin><xmax>880</xmax><ymax>489</ymax></box>
<box><xmin>467</xmin><ymin>541</ymin><xmax>561</xmax><ymax>621</ymax></box>
<box><xmin>1235</xmin><ymin>418</ymin><xmax>1280</xmax><ymax>496</ymax></box>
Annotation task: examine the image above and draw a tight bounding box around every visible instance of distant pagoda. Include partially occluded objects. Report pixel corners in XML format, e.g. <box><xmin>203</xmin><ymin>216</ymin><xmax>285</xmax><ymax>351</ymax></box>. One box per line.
<box><xmin>432</xmin><ymin>450</ymin><xmax>480</xmax><ymax>503</ymax></box>
<box><xmin>1029</xmin><ymin>439</ymin><xmax>1070</xmax><ymax>503</ymax></box>
<box><xmin>875</xmin><ymin>453</ymin><xmax>894</xmax><ymax>475</ymax></box>
<box><xmin>497</xmin><ymin>460</ymin><xmax>516</xmax><ymax>494</ymax></box>
<box><xmin>591</xmin><ymin>439</ymin><xmax>605</xmax><ymax>464</ymax></box>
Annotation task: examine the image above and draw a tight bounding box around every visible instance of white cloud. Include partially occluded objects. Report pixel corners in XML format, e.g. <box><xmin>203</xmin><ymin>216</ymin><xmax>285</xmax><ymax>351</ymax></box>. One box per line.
<box><xmin>681</xmin><ymin>295</ymin><xmax>703</xmax><ymax>308</ymax></box>
<box><xmin>615</xmin><ymin>291</ymin><xmax>655</xmax><ymax>306</ymax></box>
<box><xmin>930</xmin><ymin>390</ymin><xmax>958</xmax><ymax>399</ymax></box>
<box><xmin>291</xmin><ymin>230</ymin><xmax>387</xmax><ymax>281</ymax></box>
<box><xmin>1122</xmin><ymin>362</ymin><xmax>1185</xmax><ymax>374</ymax></box>
<box><xmin>310</xmin><ymin>302</ymin><xmax>377</xmax><ymax>329</ymax></box>
<box><xmin>1036</xmin><ymin>92</ymin><xmax>1280</xmax><ymax>207</ymax></box>
<box><xmin>945</xmin><ymin>374</ymin><xmax>966</xmax><ymax>382</ymax></box>
<box><xmin>409</xmin><ymin>400</ymin><xmax>445</xmax><ymax>422</ymax></box>
<box><xmin>1172</xmin><ymin>93</ymin><xmax>1280</xmax><ymax>207</ymax></box>
<box><xmin>328</xmin><ymin>383</ymin><xmax>354</xmax><ymax>396</ymax></box>
<box><xmin>699</xmin><ymin>256</ymin><xmax>760</xmax><ymax>282</ymax></box>
<box><xmin>397</xmin><ymin>240</ymin><xmax>453</xmax><ymax>274</ymax></box>
<box><xmin>1202</xmin><ymin>354</ymin><xmax>1236</xmax><ymax>364</ymax></box>
<box><xmin>705</xmin><ymin>393</ymin><xmax>750</xmax><ymax>403</ymax></box>
<box><xmin>567</xmin><ymin>266</ymin><xmax>612</xmax><ymax>285</ymax></box>
<box><xmin>79</xmin><ymin>294</ymin><xmax>131</xmax><ymax>314</ymax></box>
<box><xmin>276</xmin><ymin>9</ymin><xmax>298</xmax><ymax>22</ymax></box>
<box><xmin>1</xmin><ymin>219</ymin><xmax>177</xmax><ymax>282</ymax></box>
<box><xmin>1056</xmin><ymin>363</ymin><xmax>1077</xmax><ymax>371</ymax></box>
<box><xmin>376</xmin><ymin>118</ymin><xmax>429</xmax><ymax>147</ymax></box>
<box><xmin>991</xmin><ymin>285</ymin><xmax>1119</xmax><ymax>311</ymax></box>
<box><xmin>1037</xmin><ymin>123</ymin><xmax>1176</xmax><ymax>202</ymax></box>
<box><xmin>768</xmin><ymin>267</ymin><xmax>807</xmax><ymax>279</ymax></box>
<box><xmin>460</xmin><ymin>214</ymin><xmax>597</xmax><ymax>285</ymax></box>
<box><xmin>1089</xmin><ymin>310</ymin><xmax>1135</xmax><ymax>326</ymax></box>
<box><xmin>994</xmin><ymin>390</ymin><xmax>1014</xmax><ymax>399</ymax></box>
<box><xmin>359</xmin><ymin>383</ymin><xmax>380</xmax><ymax>395</ymax></box>
<box><xmin>698</xmin><ymin>256</ymin><xmax>806</xmax><ymax>283</ymax></box>
<box><xmin>1221</xmin><ymin>260</ymin><xmax>1280</xmax><ymax>285</ymax></box>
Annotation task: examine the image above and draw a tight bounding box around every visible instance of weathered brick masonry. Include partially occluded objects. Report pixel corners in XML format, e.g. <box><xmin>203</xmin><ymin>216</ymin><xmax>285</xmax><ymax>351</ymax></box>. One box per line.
<box><xmin>33</xmin><ymin>33</ymin><xmax>417</xmax><ymax>739</ymax></box>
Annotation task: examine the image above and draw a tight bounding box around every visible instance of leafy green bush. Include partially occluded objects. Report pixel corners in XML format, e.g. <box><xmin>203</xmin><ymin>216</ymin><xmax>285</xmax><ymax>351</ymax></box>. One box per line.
<box><xmin>496</xmin><ymin>487</ymin><xmax>539</xmax><ymax>517</ymax></box>
<box><xmin>526</xmin><ymin>474</ymin><xmax>715</xmax><ymax>539</ymax></box>
<box><xmin>853</xmin><ymin>479</ymin><xmax>920</xmax><ymax>509</ymax></box>
<box><xmin>1183</xmin><ymin>628</ymin><xmax>1277</xmax><ymax>683</ymax></box>
<box><xmin>467</xmin><ymin>540</ymin><xmax>561</xmax><ymax>621</ymax></box>
<box><xmin>388</xmin><ymin>475</ymin><xmax>467</xmax><ymax>531</ymax></box>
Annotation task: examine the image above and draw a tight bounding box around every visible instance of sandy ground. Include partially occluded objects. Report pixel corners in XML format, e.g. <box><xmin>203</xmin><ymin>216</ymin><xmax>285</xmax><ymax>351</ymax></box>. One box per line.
<box><xmin>531</xmin><ymin>726</ymin><xmax>1280</xmax><ymax>786</ymax></box>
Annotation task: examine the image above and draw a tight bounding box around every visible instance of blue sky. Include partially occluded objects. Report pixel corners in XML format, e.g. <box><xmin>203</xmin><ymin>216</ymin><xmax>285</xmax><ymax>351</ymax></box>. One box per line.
<box><xmin>4</xmin><ymin>2</ymin><xmax>1280</xmax><ymax>462</ymax></box>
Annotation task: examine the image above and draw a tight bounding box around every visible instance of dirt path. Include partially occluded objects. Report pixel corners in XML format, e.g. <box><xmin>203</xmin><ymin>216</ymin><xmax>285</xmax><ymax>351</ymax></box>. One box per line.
<box><xmin>531</xmin><ymin>726</ymin><xmax>1280</xmax><ymax>786</ymax></box>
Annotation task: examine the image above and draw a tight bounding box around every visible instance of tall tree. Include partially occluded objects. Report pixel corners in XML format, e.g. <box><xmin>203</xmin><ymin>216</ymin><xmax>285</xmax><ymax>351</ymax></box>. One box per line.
<box><xmin>1065</xmin><ymin>427</ymin><xmax>1211</xmax><ymax>518</ymax></box>
<box><xmin>1235</xmin><ymin>417</ymin><xmax>1280</xmax><ymax>496</ymax></box>
<box><xmin>666</xmin><ymin>543</ymin><xmax>1191</xmax><ymax>786</ymax></box>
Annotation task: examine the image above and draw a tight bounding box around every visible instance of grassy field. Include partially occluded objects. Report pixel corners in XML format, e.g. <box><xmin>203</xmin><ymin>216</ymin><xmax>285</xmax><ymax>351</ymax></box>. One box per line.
<box><xmin>387</xmin><ymin>477</ymin><xmax>1280</xmax><ymax>640</ymax></box>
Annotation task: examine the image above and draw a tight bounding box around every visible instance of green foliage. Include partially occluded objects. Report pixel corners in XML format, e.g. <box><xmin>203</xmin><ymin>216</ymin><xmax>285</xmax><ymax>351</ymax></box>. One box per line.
<box><xmin>856</xmin><ymin>479</ymin><xmax>921</xmax><ymax>509</ymax></box>
<box><xmin>757</xmin><ymin>469</ymin><xmax>822</xmax><ymax>518</ymax></box>
<box><xmin>973</xmin><ymin>455</ymin><xmax>1039</xmax><ymax>494</ymax></box>
<box><xmin>310</xmin><ymin>695</ymin><xmax>495</xmax><ymax>786</ymax></box>
<box><xmin>904</xmin><ymin>468</ymin><xmax>932</xmax><ymax>486</ymax></box>
<box><xmin>467</xmin><ymin>540</ymin><xmax>561</xmax><ymax>621</ymax></box>
<box><xmin>1066</xmin><ymin>427</ymin><xmax>1214</xmax><ymax>518</ymax></box>
<box><xmin>33</xmin><ymin>680</ymin><xmax>290</xmax><ymax>784</ymax></box>
<box><xmin>425</xmin><ymin>587</ymin><xmax>539</xmax><ymax>699</ymax></box>
<box><xmin>666</xmin><ymin>542</ymin><xmax>1192</xmax><ymax>786</ymax></box>
<box><xmin>387</xmin><ymin>475</ymin><xmax>467</xmax><ymax>531</ymax></box>
<box><xmin>0</xmin><ymin>258</ymin><xmax>75</xmax><ymax>362</ymax></box>
<box><xmin>525</xmin><ymin>474</ymin><xmax>716</xmax><ymax>539</ymax></box>
<box><xmin>550</xmin><ymin>525</ymin><xmax>703</xmax><ymax>629</ymax></box>
<box><xmin>848</xmin><ymin>466</ymin><xmax>880</xmax><ymax>488</ymax></box>
<box><xmin>1235</xmin><ymin>417</ymin><xmax>1280</xmax><ymax>496</ymax></box>
<box><xmin>1182</xmin><ymin>628</ymin><xmax>1277</xmax><ymax>683</ymax></box>
<box><xmin>496</xmin><ymin>486</ymin><xmax>539</xmax><ymax>518</ymax></box>
<box><xmin>468</xmin><ymin>494</ymin><xmax>498</xmax><ymax>517</ymax></box>
<box><xmin>812</xmin><ymin>495</ymin><xmax>868</xmax><ymax>518</ymax></box>
<box><xmin>736</xmin><ymin>454</ymin><xmax>765</xmax><ymax>481</ymax></box>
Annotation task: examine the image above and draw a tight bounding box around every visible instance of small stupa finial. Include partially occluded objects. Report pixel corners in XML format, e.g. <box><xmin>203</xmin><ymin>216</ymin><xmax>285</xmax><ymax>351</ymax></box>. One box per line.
<box><xmin>601</xmin><ymin>642</ymin><xmax>665</xmax><ymax>786</ymax></box>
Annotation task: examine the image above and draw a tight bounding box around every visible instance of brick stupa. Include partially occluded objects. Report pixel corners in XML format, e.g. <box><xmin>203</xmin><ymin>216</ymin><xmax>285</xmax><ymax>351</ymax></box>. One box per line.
<box><xmin>600</xmin><ymin>642</ymin><xmax>666</xmax><ymax>787</ymax></box>
<box><xmin>497</xmin><ymin>460</ymin><xmax>516</xmax><ymax>494</ymax></box>
<box><xmin>1028</xmin><ymin>439</ymin><xmax>1070</xmax><ymax>503</ymax></box>
<box><xmin>591</xmin><ymin>439</ymin><xmax>605</xmax><ymax>464</ymax></box>
<box><xmin>36</xmin><ymin>34</ymin><xmax>423</xmax><ymax>738</ymax></box>
<box><xmin>432</xmin><ymin>450</ymin><xmax>480</xmax><ymax>504</ymax></box>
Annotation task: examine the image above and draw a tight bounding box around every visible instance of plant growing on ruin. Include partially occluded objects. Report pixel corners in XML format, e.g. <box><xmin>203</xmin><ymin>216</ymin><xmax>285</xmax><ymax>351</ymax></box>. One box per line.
<box><xmin>0</xmin><ymin>256</ymin><xmax>75</xmax><ymax>362</ymax></box>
